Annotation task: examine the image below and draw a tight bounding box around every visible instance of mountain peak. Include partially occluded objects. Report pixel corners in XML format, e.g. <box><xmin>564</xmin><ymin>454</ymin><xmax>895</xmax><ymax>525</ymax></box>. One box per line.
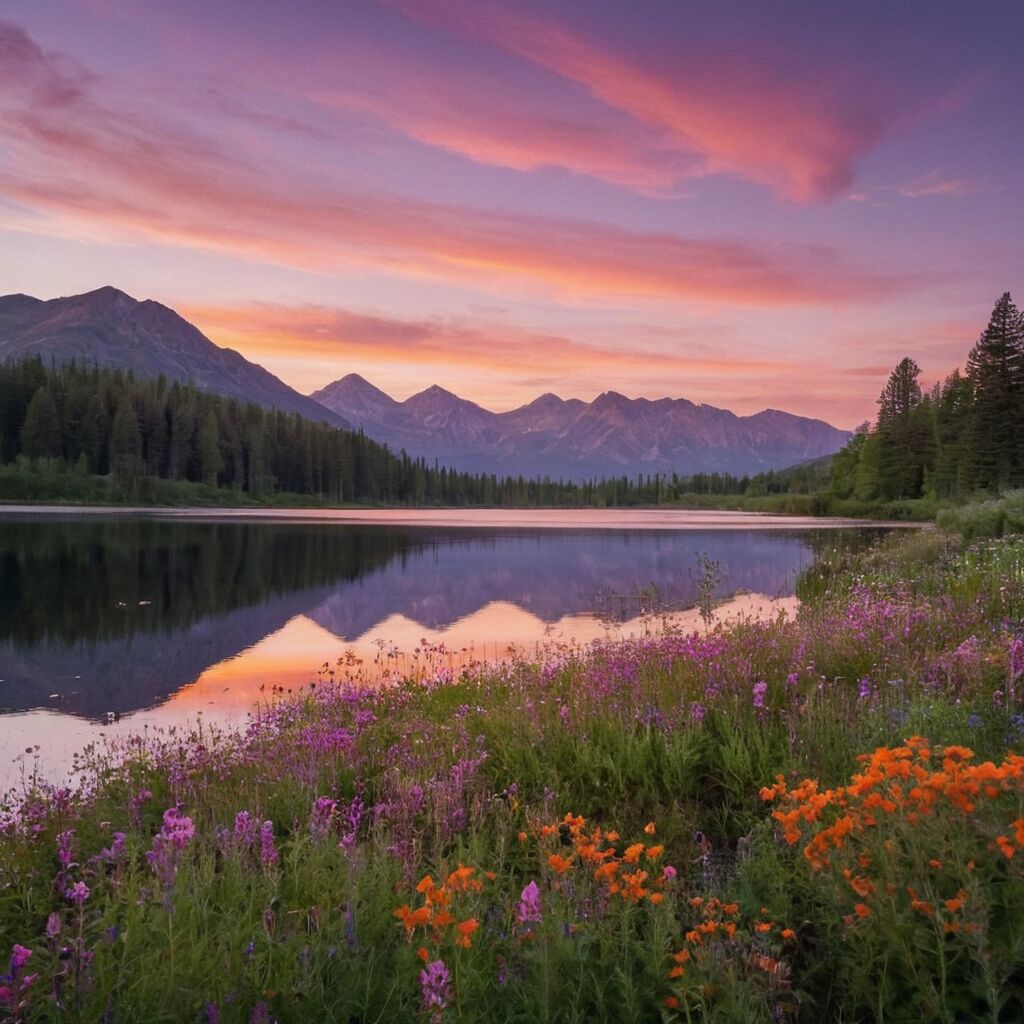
<box><xmin>76</xmin><ymin>285</ymin><xmax>138</xmax><ymax>306</ymax></box>
<box><xmin>0</xmin><ymin>287</ymin><xmax>349</xmax><ymax>429</ymax></box>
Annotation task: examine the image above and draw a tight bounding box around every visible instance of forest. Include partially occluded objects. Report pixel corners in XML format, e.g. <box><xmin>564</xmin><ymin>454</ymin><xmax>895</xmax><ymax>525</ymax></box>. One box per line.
<box><xmin>0</xmin><ymin>357</ymin><xmax>768</xmax><ymax>507</ymax></box>
<box><xmin>829</xmin><ymin>291</ymin><xmax>1024</xmax><ymax>501</ymax></box>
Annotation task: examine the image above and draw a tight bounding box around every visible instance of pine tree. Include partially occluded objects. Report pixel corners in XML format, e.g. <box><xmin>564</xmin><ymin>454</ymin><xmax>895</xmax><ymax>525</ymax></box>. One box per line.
<box><xmin>965</xmin><ymin>292</ymin><xmax>1024</xmax><ymax>492</ymax></box>
<box><xmin>109</xmin><ymin>398</ymin><xmax>143</xmax><ymax>482</ymax></box>
<box><xmin>876</xmin><ymin>357</ymin><xmax>925</xmax><ymax>499</ymax></box>
<box><xmin>20</xmin><ymin>387</ymin><xmax>62</xmax><ymax>460</ymax></box>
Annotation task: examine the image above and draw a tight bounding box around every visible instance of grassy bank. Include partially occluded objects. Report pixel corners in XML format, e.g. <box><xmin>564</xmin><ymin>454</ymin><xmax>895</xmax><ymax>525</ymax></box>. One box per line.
<box><xmin>0</xmin><ymin>460</ymin><xmax>940</xmax><ymax>519</ymax></box>
<box><xmin>2</xmin><ymin>530</ymin><xmax>1024</xmax><ymax>1021</ymax></box>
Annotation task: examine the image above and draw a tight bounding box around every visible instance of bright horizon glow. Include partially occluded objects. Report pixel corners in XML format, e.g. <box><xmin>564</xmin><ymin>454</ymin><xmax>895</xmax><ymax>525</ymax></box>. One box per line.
<box><xmin>1</xmin><ymin>2</ymin><xmax>1022</xmax><ymax>428</ymax></box>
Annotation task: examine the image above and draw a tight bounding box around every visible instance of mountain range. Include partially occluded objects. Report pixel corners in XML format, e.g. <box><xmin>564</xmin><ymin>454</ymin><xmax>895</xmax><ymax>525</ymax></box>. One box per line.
<box><xmin>0</xmin><ymin>287</ymin><xmax>349</xmax><ymax>428</ymax></box>
<box><xmin>313</xmin><ymin>374</ymin><xmax>851</xmax><ymax>479</ymax></box>
<box><xmin>1</xmin><ymin>286</ymin><xmax>851</xmax><ymax>478</ymax></box>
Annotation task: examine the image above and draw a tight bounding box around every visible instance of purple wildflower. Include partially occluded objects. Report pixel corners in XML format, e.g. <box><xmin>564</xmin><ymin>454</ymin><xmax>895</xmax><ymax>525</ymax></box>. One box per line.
<box><xmin>516</xmin><ymin>880</ymin><xmax>542</xmax><ymax>926</ymax></box>
<box><xmin>689</xmin><ymin>701</ymin><xmax>706</xmax><ymax>723</ymax></box>
<box><xmin>752</xmin><ymin>681</ymin><xmax>768</xmax><ymax>709</ymax></box>
<box><xmin>66</xmin><ymin>881</ymin><xmax>90</xmax><ymax>905</ymax></box>
<box><xmin>10</xmin><ymin>946</ymin><xmax>31</xmax><ymax>972</ymax></box>
<box><xmin>309</xmin><ymin>797</ymin><xmax>336</xmax><ymax>840</ymax></box>
<box><xmin>259</xmin><ymin>821</ymin><xmax>278</xmax><ymax>866</ymax></box>
<box><xmin>57</xmin><ymin>830</ymin><xmax>75</xmax><ymax>869</ymax></box>
<box><xmin>419</xmin><ymin>959</ymin><xmax>452</xmax><ymax>1020</ymax></box>
<box><xmin>662</xmin><ymin>865</ymin><xmax>677</xmax><ymax>881</ymax></box>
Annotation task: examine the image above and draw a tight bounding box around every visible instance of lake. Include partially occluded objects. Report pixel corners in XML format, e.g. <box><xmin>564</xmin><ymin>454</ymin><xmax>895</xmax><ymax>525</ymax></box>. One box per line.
<box><xmin>0</xmin><ymin>508</ymin><xmax>898</xmax><ymax>788</ymax></box>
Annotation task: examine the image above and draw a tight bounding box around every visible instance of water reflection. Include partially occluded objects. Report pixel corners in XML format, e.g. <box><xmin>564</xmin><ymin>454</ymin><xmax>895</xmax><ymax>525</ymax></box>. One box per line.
<box><xmin>0</xmin><ymin>518</ymin><xmax>882</xmax><ymax>723</ymax></box>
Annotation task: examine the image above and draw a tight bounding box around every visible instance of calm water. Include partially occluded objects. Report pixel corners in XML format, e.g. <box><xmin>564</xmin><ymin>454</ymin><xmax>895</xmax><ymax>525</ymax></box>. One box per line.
<box><xmin>0</xmin><ymin>510</ymin><xmax>892</xmax><ymax>787</ymax></box>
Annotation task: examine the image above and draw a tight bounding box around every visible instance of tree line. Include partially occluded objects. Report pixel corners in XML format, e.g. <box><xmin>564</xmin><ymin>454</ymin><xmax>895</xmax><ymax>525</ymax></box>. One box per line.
<box><xmin>0</xmin><ymin>357</ymin><xmax>786</xmax><ymax>507</ymax></box>
<box><xmin>830</xmin><ymin>292</ymin><xmax>1024</xmax><ymax>502</ymax></box>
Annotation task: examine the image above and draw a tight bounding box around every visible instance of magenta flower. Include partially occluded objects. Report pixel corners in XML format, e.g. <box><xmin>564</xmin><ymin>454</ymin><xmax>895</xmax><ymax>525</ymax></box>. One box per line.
<box><xmin>56</xmin><ymin>830</ymin><xmax>75</xmax><ymax>869</ymax></box>
<box><xmin>419</xmin><ymin>958</ymin><xmax>452</xmax><ymax>1019</ymax></box>
<box><xmin>516</xmin><ymin>880</ymin><xmax>542</xmax><ymax>926</ymax></box>
<box><xmin>259</xmin><ymin>821</ymin><xmax>278</xmax><ymax>866</ymax></box>
<box><xmin>10</xmin><ymin>946</ymin><xmax>31</xmax><ymax>972</ymax></box>
<box><xmin>67</xmin><ymin>881</ymin><xmax>90</xmax><ymax>905</ymax></box>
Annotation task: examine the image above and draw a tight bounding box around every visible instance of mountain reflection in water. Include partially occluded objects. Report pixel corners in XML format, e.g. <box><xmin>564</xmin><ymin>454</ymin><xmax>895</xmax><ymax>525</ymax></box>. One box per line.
<box><xmin>0</xmin><ymin>518</ymin><xmax>883</xmax><ymax>721</ymax></box>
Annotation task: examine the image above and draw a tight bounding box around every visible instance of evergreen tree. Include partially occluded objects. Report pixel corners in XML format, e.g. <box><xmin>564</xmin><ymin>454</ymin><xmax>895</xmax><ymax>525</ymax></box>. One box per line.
<box><xmin>20</xmin><ymin>387</ymin><xmax>62</xmax><ymax>460</ymax></box>
<box><xmin>876</xmin><ymin>357</ymin><xmax>926</xmax><ymax>499</ymax></box>
<box><xmin>965</xmin><ymin>292</ymin><xmax>1024</xmax><ymax>491</ymax></box>
<box><xmin>198</xmin><ymin>409</ymin><xmax>222</xmax><ymax>487</ymax></box>
<box><xmin>109</xmin><ymin>398</ymin><xmax>143</xmax><ymax>482</ymax></box>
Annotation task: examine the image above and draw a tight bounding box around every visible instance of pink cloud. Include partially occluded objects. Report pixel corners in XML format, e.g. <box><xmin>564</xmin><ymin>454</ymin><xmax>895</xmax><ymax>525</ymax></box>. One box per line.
<box><xmin>0</xmin><ymin>21</ymin><xmax>910</xmax><ymax>307</ymax></box>
<box><xmin>387</xmin><ymin>0</ymin><xmax>897</xmax><ymax>202</ymax></box>
<box><xmin>898</xmin><ymin>171</ymin><xmax>986</xmax><ymax>198</ymax></box>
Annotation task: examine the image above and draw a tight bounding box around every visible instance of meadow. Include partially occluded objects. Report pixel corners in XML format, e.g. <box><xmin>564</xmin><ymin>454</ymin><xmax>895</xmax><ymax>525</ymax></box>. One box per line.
<box><xmin>2</xmin><ymin>527</ymin><xmax>1023</xmax><ymax>1022</ymax></box>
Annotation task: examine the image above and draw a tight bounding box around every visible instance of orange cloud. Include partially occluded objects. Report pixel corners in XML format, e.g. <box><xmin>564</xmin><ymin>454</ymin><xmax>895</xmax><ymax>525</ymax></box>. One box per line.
<box><xmin>387</xmin><ymin>0</ymin><xmax>895</xmax><ymax>202</ymax></box>
<box><xmin>0</xmin><ymin>21</ymin><xmax>911</xmax><ymax>307</ymax></box>
<box><xmin>182</xmin><ymin>301</ymin><xmax>791</xmax><ymax>379</ymax></box>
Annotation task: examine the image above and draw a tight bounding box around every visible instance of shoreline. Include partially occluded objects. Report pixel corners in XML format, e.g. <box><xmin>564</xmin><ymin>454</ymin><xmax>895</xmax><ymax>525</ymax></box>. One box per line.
<box><xmin>0</xmin><ymin>503</ymin><xmax>924</xmax><ymax>530</ymax></box>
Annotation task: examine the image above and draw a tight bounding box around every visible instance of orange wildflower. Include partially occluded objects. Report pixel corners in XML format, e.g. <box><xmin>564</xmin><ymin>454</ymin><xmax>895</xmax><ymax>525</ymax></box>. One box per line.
<box><xmin>669</xmin><ymin>966</ymin><xmax>685</xmax><ymax>979</ymax></box>
<box><xmin>944</xmin><ymin>890</ymin><xmax>967</xmax><ymax>913</ymax></box>
<box><xmin>644</xmin><ymin>822</ymin><xmax>656</xmax><ymax>835</ymax></box>
<box><xmin>781</xmin><ymin>928</ymin><xmax>796</xmax><ymax>940</ymax></box>
<box><xmin>417</xmin><ymin>946</ymin><xmax>429</xmax><ymax>962</ymax></box>
<box><xmin>996</xmin><ymin>835</ymin><xmax>1016</xmax><ymax>859</ymax></box>
<box><xmin>517</xmin><ymin>831</ymin><xmax>528</xmax><ymax>843</ymax></box>
<box><xmin>645</xmin><ymin>845</ymin><xmax>664</xmax><ymax>860</ymax></box>
<box><xmin>623</xmin><ymin>843</ymin><xmax>645</xmax><ymax>864</ymax></box>
<box><xmin>665</xmin><ymin>997</ymin><xmax>680</xmax><ymax>1010</ymax></box>
<box><xmin>455</xmin><ymin>918</ymin><xmax>478</xmax><ymax>948</ymax></box>
<box><xmin>854</xmin><ymin>902</ymin><xmax>871</xmax><ymax>919</ymax></box>
<box><xmin>548</xmin><ymin>853</ymin><xmax>573</xmax><ymax>874</ymax></box>
<box><xmin>754</xmin><ymin>921</ymin><xmax>773</xmax><ymax>933</ymax></box>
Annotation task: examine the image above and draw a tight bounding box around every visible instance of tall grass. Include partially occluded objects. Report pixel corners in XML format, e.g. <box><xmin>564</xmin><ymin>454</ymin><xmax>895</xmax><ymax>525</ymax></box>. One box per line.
<box><xmin>2</xmin><ymin>530</ymin><xmax>1023</xmax><ymax>1021</ymax></box>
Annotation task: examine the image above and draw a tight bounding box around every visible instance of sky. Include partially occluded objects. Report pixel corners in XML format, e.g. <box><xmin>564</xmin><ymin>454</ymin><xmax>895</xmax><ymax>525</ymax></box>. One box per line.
<box><xmin>1</xmin><ymin>1</ymin><xmax>1022</xmax><ymax>427</ymax></box>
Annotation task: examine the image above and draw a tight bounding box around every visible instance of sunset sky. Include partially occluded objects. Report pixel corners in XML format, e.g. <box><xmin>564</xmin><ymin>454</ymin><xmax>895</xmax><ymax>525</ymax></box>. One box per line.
<box><xmin>2</xmin><ymin>1</ymin><xmax>1022</xmax><ymax>427</ymax></box>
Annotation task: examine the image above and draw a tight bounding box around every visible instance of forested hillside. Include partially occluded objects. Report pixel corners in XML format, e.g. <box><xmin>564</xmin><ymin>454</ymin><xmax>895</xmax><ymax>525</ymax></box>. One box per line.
<box><xmin>0</xmin><ymin>358</ymin><xmax>793</xmax><ymax>507</ymax></box>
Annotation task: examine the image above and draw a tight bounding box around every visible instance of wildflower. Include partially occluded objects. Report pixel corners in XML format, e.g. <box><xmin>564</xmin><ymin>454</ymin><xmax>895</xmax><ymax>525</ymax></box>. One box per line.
<box><xmin>57</xmin><ymin>830</ymin><xmax>75</xmax><ymax>869</ymax></box>
<box><xmin>781</xmin><ymin>928</ymin><xmax>796</xmax><ymax>940</ymax></box>
<box><xmin>417</xmin><ymin>946</ymin><xmax>429</xmax><ymax>962</ymax></box>
<box><xmin>645</xmin><ymin>844</ymin><xmax>664</xmax><ymax>860</ymax></box>
<box><xmin>665</xmin><ymin>996</ymin><xmax>680</xmax><ymax>1009</ymax></box>
<box><xmin>455</xmin><ymin>918</ymin><xmax>478</xmax><ymax>948</ymax></box>
<box><xmin>623</xmin><ymin>843</ymin><xmax>644</xmax><ymax>864</ymax></box>
<box><xmin>419</xmin><ymin>959</ymin><xmax>452</xmax><ymax>1019</ymax></box>
<box><xmin>547</xmin><ymin>853</ymin><xmax>573</xmax><ymax>874</ymax></box>
<box><xmin>854</xmin><ymin>902</ymin><xmax>871</xmax><ymax>918</ymax></box>
<box><xmin>67</xmin><ymin>881</ymin><xmax>90</xmax><ymax>905</ymax></box>
<box><xmin>944</xmin><ymin>890</ymin><xmax>967</xmax><ymax>913</ymax></box>
<box><xmin>259</xmin><ymin>821</ymin><xmax>278</xmax><ymax>867</ymax></box>
<box><xmin>644</xmin><ymin>822</ymin><xmax>656</xmax><ymax>835</ymax></box>
<box><xmin>663</xmin><ymin>865</ymin><xmax>677</xmax><ymax>881</ymax></box>
<box><xmin>752</xmin><ymin>681</ymin><xmax>768</xmax><ymax>709</ymax></box>
<box><xmin>517</xmin><ymin>831</ymin><xmax>528</xmax><ymax>843</ymax></box>
<box><xmin>10</xmin><ymin>946</ymin><xmax>31</xmax><ymax>972</ymax></box>
<box><xmin>996</xmin><ymin>835</ymin><xmax>1016</xmax><ymax>859</ymax></box>
<box><xmin>516</xmin><ymin>881</ymin><xmax>542</xmax><ymax>926</ymax></box>
<box><xmin>309</xmin><ymin>797</ymin><xmax>336</xmax><ymax>840</ymax></box>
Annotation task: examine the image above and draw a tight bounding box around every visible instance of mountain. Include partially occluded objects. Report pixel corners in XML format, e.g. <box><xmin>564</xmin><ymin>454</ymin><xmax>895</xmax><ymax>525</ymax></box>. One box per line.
<box><xmin>0</xmin><ymin>287</ymin><xmax>349</xmax><ymax>427</ymax></box>
<box><xmin>313</xmin><ymin>374</ymin><xmax>851</xmax><ymax>480</ymax></box>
